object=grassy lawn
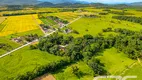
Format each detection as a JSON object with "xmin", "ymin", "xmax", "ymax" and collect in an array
[
  {"xmin": 54, "ymin": 61, "xmax": 94, "ymax": 80},
  {"xmin": 0, "ymin": 49, "xmax": 6, "ymax": 55},
  {"xmin": 97, "ymin": 48, "xmax": 135, "ymax": 75},
  {"xmin": 67, "ymin": 14, "xmax": 142, "ymax": 37},
  {"xmin": 0, "ymin": 46, "xmax": 63, "ymax": 80},
  {"xmin": 122, "ymin": 63, "xmax": 142, "ymax": 80}
]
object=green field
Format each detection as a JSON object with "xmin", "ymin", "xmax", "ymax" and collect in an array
[
  {"xmin": 97, "ymin": 48, "xmax": 135, "ymax": 75},
  {"xmin": 6, "ymin": 29, "xmax": 44, "ymax": 39},
  {"xmin": 0, "ymin": 46, "xmax": 63, "ymax": 80},
  {"xmin": 40, "ymin": 18, "xmax": 59, "ymax": 28},
  {"xmin": 41, "ymin": 12, "xmax": 79, "ymax": 22},
  {"xmin": 0, "ymin": 37, "xmax": 20, "ymax": 55},
  {"xmin": 68, "ymin": 14, "xmax": 142, "ymax": 37},
  {"xmin": 53, "ymin": 48, "xmax": 135, "ymax": 80},
  {"xmin": 122, "ymin": 63, "xmax": 142, "ymax": 80},
  {"xmin": 54, "ymin": 61, "xmax": 94, "ymax": 80}
]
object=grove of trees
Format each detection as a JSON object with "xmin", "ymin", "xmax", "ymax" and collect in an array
[
  {"xmin": 15, "ymin": 28, "xmax": 142, "ymax": 79},
  {"xmin": 113, "ymin": 16, "xmax": 142, "ymax": 25}
]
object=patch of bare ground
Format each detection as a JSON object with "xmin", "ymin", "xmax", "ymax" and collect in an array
[{"xmin": 34, "ymin": 74, "xmax": 56, "ymax": 80}]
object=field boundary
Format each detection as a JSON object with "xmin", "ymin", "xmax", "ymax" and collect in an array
[
  {"xmin": 32, "ymin": 15, "xmax": 46, "ymax": 35},
  {"xmin": 120, "ymin": 61, "xmax": 137, "ymax": 75}
]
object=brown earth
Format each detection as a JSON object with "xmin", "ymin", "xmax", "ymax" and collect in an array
[{"xmin": 34, "ymin": 74, "xmax": 56, "ymax": 80}]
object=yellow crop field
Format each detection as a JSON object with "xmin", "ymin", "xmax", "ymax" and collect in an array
[{"xmin": 0, "ymin": 14, "xmax": 42, "ymax": 36}]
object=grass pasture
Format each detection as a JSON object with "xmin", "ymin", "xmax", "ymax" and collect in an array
[
  {"xmin": 68, "ymin": 14, "xmax": 142, "ymax": 37},
  {"xmin": 0, "ymin": 14, "xmax": 42, "ymax": 36},
  {"xmin": 0, "ymin": 46, "xmax": 63, "ymax": 80},
  {"xmin": 126, "ymin": 10, "xmax": 142, "ymax": 17},
  {"xmin": 97, "ymin": 48, "xmax": 135, "ymax": 75},
  {"xmin": 54, "ymin": 61, "xmax": 94, "ymax": 80},
  {"xmin": 122, "ymin": 62, "xmax": 142, "ymax": 80}
]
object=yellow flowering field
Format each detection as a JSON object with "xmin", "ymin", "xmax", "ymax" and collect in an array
[{"xmin": 0, "ymin": 14, "xmax": 42, "ymax": 36}]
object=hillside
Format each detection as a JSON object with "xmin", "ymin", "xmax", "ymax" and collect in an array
[
  {"xmin": 130, "ymin": 2, "xmax": 142, "ymax": 6},
  {"xmin": 37, "ymin": 2, "xmax": 54, "ymax": 7}
]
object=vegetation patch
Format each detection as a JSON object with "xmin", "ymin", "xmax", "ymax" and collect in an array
[
  {"xmin": 0, "ymin": 46, "xmax": 63, "ymax": 80},
  {"xmin": 0, "ymin": 37, "xmax": 20, "ymax": 55},
  {"xmin": 113, "ymin": 16, "xmax": 142, "ymax": 25},
  {"xmin": 54, "ymin": 61, "xmax": 94, "ymax": 80},
  {"xmin": 122, "ymin": 63, "xmax": 142, "ymax": 80},
  {"xmin": 67, "ymin": 16, "xmax": 142, "ymax": 37},
  {"xmin": 97, "ymin": 48, "xmax": 135, "ymax": 74}
]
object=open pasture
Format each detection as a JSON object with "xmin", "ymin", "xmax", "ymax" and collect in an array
[
  {"xmin": 122, "ymin": 62, "xmax": 142, "ymax": 80},
  {"xmin": 0, "ymin": 46, "xmax": 63, "ymax": 80},
  {"xmin": 54, "ymin": 61, "xmax": 94, "ymax": 80},
  {"xmin": 83, "ymin": 8, "xmax": 104, "ymax": 13},
  {"xmin": 126, "ymin": 10, "xmax": 142, "ymax": 17},
  {"xmin": 68, "ymin": 14, "xmax": 142, "ymax": 37},
  {"xmin": 97, "ymin": 48, "xmax": 135, "ymax": 75},
  {"xmin": 0, "ymin": 14, "xmax": 42, "ymax": 36}
]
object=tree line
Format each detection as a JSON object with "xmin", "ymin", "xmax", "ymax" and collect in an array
[
  {"xmin": 112, "ymin": 16, "xmax": 142, "ymax": 25},
  {"xmin": 109, "ymin": 11, "xmax": 134, "ymax": 15},
  {"xmin": 3, "ymin": 12, "xmax": 53, "ymax": 16},
  {"xmin": 14, "ymin": 58, "xmax": 71, "ymax": 80},
  {"xmin": 103, "ymin": 28, "xmax": 142, "ymax": 59}
]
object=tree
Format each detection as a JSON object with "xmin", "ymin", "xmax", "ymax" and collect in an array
[
  {"xmin": 71, "ymin": 65, "xmax": 82, "ymax": 78},
  {"xmin": 49, "ymin": 45, "xmax": 59, "ymax": 55},
  {"xmin": 88, "ymin": 58, "xmax": 107, "ymax": 76},
  {"xmin": 83, "ymin": 34, "xmax": 93, "ymax": 39},
  {"xmin": 71, "ymin": 65, "xmax": 79, "ymax": 75},
  {"xmin": 30, "ymin": 44, "xmax": 38, "ymax": 50}
]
